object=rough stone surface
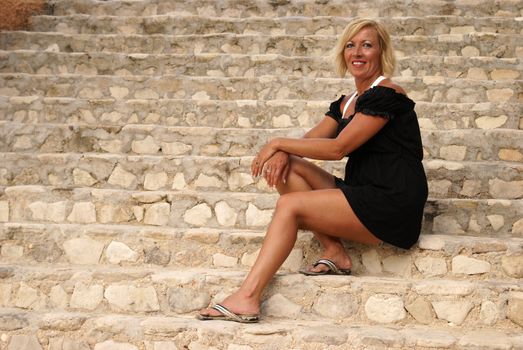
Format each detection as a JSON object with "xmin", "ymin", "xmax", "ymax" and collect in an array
[
  {"xmin": 507, "ymin": 292, "xmax": 523, "ymax": 327},
  {"xmin": 144, "ymin": 246, "xmax": 171, "ymax": 266},
  {"xmin": 183, "ymin": 203, "xmax": 212, "ymax": 226},
  {"xmin": 8, "ymin": 334, "xmax": 43, "ymax": 350},
  {"xmin": 212, "ymin": 253, "xmax": 238, "ymax": 267},
  {"xmin": 105, "ymin": 285, "xmax": 160, "ymax": 312},
  {"xmin": 405, "ymin": 297, "xmax": 433, "ymax": 324},
  {"xmin": 501, "ymin": 255, "xmax": 523, "ymax": 278},
  {"xmin": 458, "ymin": 331, "xmax": 512, "ymax": 350},
  {"xmin": 452, "ymin": 255, "xmax": 491, "ymax": 275},
  {"xmin": 262, "ymin": 293, "xmax": 302, "ymax": 318},
  {"xmin": 144, "ymin": 172, "xmax": 168, "ymax": 190},
  {"xmin": 432, "ymin": 300, "xmax": 474, "ymax": 325},
  {"xmin": 144, "ymin": 203, "xmax": 171, "ymax": 226},
  {"xmin": 14, "ymin": 282, "xmax": 41, "ymax": 309},
  {"xmin": 106, "ymin": 241, "xmax": 139, "ymax": 264},
  {"xmin": 28, "ymin": 201, "xmax": 67, "ymax": 222},
  {"xmin": 94, "ymin": 340, "xmax": 138, "ymax": 350},
  {"xmin": 362, "ymin": 249, "xmax": 382, "ymax": 274},
  {"xmin": 364, "ymin": 294, "xmax": 406, "ymax": 323},
  {"xmin": 108, "ymin": 165, "xmax": 137, "ymax": 188},
  {"xmin": 0, "ymin": 201, "xmax": 9, "ymax": 222},
  {"xmin": 245, "ymin": 203, "xmax": 273, "ymax": 227},
  {"xmin": 383, "ymin": 255, "xmax": 411, "ymax": 277},
  {"xmin": 63, "ymin": 237, "xmax": 104, "ymax": 264},
  {"xmin": 69, "ymin": 283, "xmax": 103, "ymax": 310},
  {"xmin": 168, "ymin": 287, "xmax": 210, "ymax": 313},
  {"xmin": 313, "ymin": 293, "xmax": 358, "ymax": 319},
  {"xmin": 480, "ymin": 300, "xmax": 499, "ymax": 325},
  {"xmin": 415, "ymin": 257, "xmax": 447, "ymax": 276},
  {"xmin": 215, "ymin": 201, "xmax": 238, "ymax": 227},
  {"xmin": 67, "ymin": 202, "xmax": 96, "ymax": 223}
]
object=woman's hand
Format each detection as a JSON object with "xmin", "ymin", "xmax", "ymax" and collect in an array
[
  {"xmin": 251, "ymin": 140, "xmax": 279, "ymax": 179},
  {"xmin": 263, "ymin": 151, "xmax": 290, "ymax": 187}
]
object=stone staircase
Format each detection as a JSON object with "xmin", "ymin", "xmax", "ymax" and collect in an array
[{"xmin": 0, "ymin": 0, "xmax": 522, "ymax": 349}]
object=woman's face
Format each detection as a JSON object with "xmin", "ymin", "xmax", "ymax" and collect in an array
[{"xmin": 344, "ymin": 26, "xmax": 382, "ymax": 81}]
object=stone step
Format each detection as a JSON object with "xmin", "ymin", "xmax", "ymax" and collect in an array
[
  {"xmin": 1, "ymin": 310, "xmax": 521, "ymax": 350},
  {"xmin": 2, "ymin": 122, "xmax": 522, "ymax": 163},
  {"xmin": 1, "ymin": 220, "xmax": 522, "ymax": 281},
  {"xmin": 1, "ymin": 73, "xmax": 521, "ymax": 104},
  {"xmin": 0, "ymin": 264, "xmax": 522, "ymax": 330},
  {"xmin": 2, "ymin": 96, "xmax": 521, "ymax": 131},
  {"xmin": 1, "ymin": 185, "xmax": 522, "ymax": 236},
  {"xmin": 1, "ymin": 50, "xmax": 521, "ymax": 81},
  {"xmin": 1, "ymin": 153, "xmax": 522, "ymax": 200},
  {"xmin": 49, "ymin": 0, "xmax": 523, "ymax": 18},
  {"xmin": 1, "ymin": 31, "xmax": 520, "ymax": 58},
  {"xmin": 29, "ymin": 14, "xmax": 523, "ymax": 36}
]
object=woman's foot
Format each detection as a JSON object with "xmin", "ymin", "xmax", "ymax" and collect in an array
[
  {"xmin": 305, "ymin": 248, "xmax": 352, "ymax": 274},
  {"xmin": 198, "ymin": 290, "xmax": 260, "ymax": 318}
]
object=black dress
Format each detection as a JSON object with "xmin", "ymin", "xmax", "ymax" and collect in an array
[{"xmin": 326, "ymin": 86, "xmax": 428, "ymax": 249}]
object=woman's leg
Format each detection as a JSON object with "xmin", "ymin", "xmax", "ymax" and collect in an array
[
  {"xmin": 199, "ymin": 187, "xmax": 380, "ymax": 317},
  {"xmin": 276, "ymin": 156, "xmax": 353, "ymax": 272}
]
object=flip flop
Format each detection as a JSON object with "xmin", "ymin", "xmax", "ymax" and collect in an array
[
  {"xmin": 299, "ymin": 258, "xmax": 352, "ymax": 276},
  {"xmin": 196, "ymin": 304, "xmax": 260, "ymax": 323}
]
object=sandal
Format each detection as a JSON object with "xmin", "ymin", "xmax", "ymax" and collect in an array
[
  {"xmin": 299, "ymin": 258, "xmax": 352, "ymax": 276},
  {"xmin": 196, "ymin": 304, "xmax": 260, "ymax": 323}
]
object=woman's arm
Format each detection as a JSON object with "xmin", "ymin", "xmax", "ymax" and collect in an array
[{"xmin": 252, "ymin": 112, "xmax": 388, "ymax": 177}]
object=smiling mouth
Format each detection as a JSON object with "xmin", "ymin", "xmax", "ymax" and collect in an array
[{"xmin": 352, "ymin": 61, "xmax": 366, "ymax": 66}]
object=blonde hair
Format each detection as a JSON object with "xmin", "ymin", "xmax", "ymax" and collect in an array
[{"xmin": 334, "ymin": 18, "xmax": 396, "ymax": 78}]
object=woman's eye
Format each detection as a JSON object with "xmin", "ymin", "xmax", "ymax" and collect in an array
[
  {"xmin": 363, "ymin": 43, "xmax": 372, "ymax": 48},
  {"xmin": 346, "ymin": 43, "xmax": 354, "ymax": 48}
]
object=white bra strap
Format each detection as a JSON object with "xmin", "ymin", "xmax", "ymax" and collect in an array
[{"xmin": 342, "ymin": 75, "xmax": 386, "ymax": 118}]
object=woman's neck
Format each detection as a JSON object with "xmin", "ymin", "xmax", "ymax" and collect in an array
[{"xmin": 354, "ymin": 74, "xmax": 383, "ymax": 95}]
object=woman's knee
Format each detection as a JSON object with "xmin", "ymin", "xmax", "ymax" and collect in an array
[{"xmin": 275, "ymin": 193, "xmax": 301, "ymax": 216}]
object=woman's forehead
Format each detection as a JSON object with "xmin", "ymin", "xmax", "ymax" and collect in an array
[{"xmin": 349, "ymin": 27, "xmax": 379, "ymax": 41}]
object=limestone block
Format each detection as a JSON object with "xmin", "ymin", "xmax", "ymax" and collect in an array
[
  {"xmin": 12, "ymin": 135, "xmax": 32, "ymax": 150},
  {"xmin": 171, "ymin": 173, "xmax": 187, "ymax": 190},
  {"xmin": 452, "ymin": 255, "xmax": 490, "ymax": 275},
  {"xmin": 70, "ymin": 283, "xmax": 103, "ymax": 310},
  {"xmin": 383, "ymin": 255, "xmax": 411, "ymax": 277},
  {"xmin": 14, "ymin": 283, "xmax": 40, "ymax": 309},
  {"xmin": 513, "ymin": 218, "xmax": 523, "ymax": 235},
  {"xmin": 461, "ymin": 46, "xmax": 480, "ymax": 57},
  {"xmin": 104, "ymin": 285, "xmax": 160, "ymax": 312},
  {"xmin": 48, "ymin": 338, "xmax": 90, "ymax": 350},
  {"xmin": 106, "ymin": 241, "xmax": 139, "ymax": 264},
  {"xmin": 0, "ymin": 313, "xmax": 28, "ymax": 331},
  {"xmin": 458, "ymin": 331, "xmax": 512, "ymax": 350},
  {"xmin": 365, "ymin": 294, "xmax": 406, "ymax": 323},
  {"xmin": 498, "ymin": 149, "xmax": 523, "ymax": 162},
  {"xmin": 418, "ymin": 235, "xmax": 445, "ymax": 250},
  {"xmin": 215, "ymin": 201, "xmax": 238, "ymax": 227},
  {"xmin": 433, "ymin": 215, "xmax": 464, "ymax": 234},
  {"xmin": 183, "ymin": 203, "xmax": 212, "ymax": 226},
  {"xmin": 475, "ymin": 115, "xmax": 507, "ymax": 130},
  {"xmin": 49, "ymin": 285, "xmax": 69, "ymax": 309},
  {"xmin": 144, "ymin": 203, "xmax": 171, "ymax": 226},
  {"xmin": 241, "ymin": 249, "xmax": 259, "ymax": 267},
  {"xmin": 439, "ymin": 145, "xmax": 466, "ymax": 161},
  {"xmin": 108, "ymin": 165, "xmax": 137, "ymax": 188},
  {"xmin": 29, "ymin": 201, "xmax": 67, "ymax": 222},
  {"xmin": 428, "ymin": 180, "xmax": 451, "ymax": 197},
  {"xmin": 212, "ymin": 253, "xmax": 238, "ymax": 267},
  {"xmin": 487, "ymin": 214, "xmax": 504, "ymax": 231},
  {"xmin": 144, "ymin": 172, "xmax": 168, "ymax": 190},
  {"xmin": 63, "ymin": 237, "xmax": 104, "ymax": 264},
  {"xmin": 132, "ymin": 135, "xmax": 160, "ymax": 154},
  {"xmin": 480, "ymin": 300, "xmax": 499, "ymax": 325},
  {"xmin": 102, "ymin": 111, "xmax": 124, "ymax": 123},
  {"xmin": 502, "ymin": 255, "xmax": 523, "ymax": 278},
  {"xmin": 1, "ymin": 243, "xmax": 23, "ymax": 258},
  {"xmin": 313, "ymin": 293, "xmax": 357, "ymax": 319},
  {"xmin": 282, "ymin": 248, "xmax": 303, "ymax": 272},
  {"xmin": 73, "ymin": 168, "xmax": 97, "ymax": 186},
  {"xmin": 491, "ymin": 69, "xmax": 520, "ymax": 80},
  {"xmin": 466, "ymin": 67, "xmax": 487, "ymax": 80},
  {"xmin": 414, "ymin": 281, "xmax": 474, "ymax": 296},
  {"xmin": 144, "ymin": 246, "xmax": 171, "ymax": 266},
  {"xmin": 237, "ymin": 116, "xmax": 252, "ymax": 128},
  {"xmin": 67, "ymin": 202, "xmax": 96, "ymax": 223},
  {"xmin": 227, "ymin": 345, "xmax": 252, "ymax": 350},
  {"xmin": 245, "ymin": 204, "xmax": 272, "ymax": 227},
  {"xmin": 8, "ymin": 335, "xmax": 43, "ymax": 350},
  {"xmin": 194, "ymin": 174, "xmax": 223, "ymax": 188},
  {"xmin": 167, "ymin": 287, "xmax": 210, "ymax": 313},
  {"xmin": 228, "ymin": 173, "xmax": 254, "ymax": 191},
  {"xmin": 94, "ymin": 340, "xmax": 138, "ymax": 350},
  {"xmin": 262, "ymin": 293, "xmax": 302, "ymax": 318},
  {"xmin": 192, "ymin": 91, "xmax": 210, "ymax": 100},
  {"xmin": 146, "ymin": 342, "xmax": 179, "ymax": 350},
  {"xmin": 110, "ymin": 86, "xmax": 129, "ymax": 100},
  {"xmin": 489, "ymin": 179, "xmax": 523, "ymax": 199},
  {"xmin": 432, "ymin": 300, "xmax": 474, "ymax": 325},
  {"xmin": 487, "ymin": 89, "xmax": 513, "ymax": 103},
  {"xmin": 507, "ymin": 292, "xmax": 523, "ymax": 327},
  {"xmin": 162, "ymin": 141, "xmax": 192, "ymax": 155},
  {"xmin": 415, "ymin": 257, "xmax": 447, "ymax": 277},
  {"xmin": 99, "ymin": 140, "xmax": 123, "ymax": 153},
  {"xmin": 135, "ymin": 89, "xmax": 159, "ymax": 99},
  {"xmin": 362, "ymin": 249, "xmax": 382, "ymax": 273},
  {"xmin": 0, "ymin": 284, "xmax": 12, "ymax": 306},
  {"xmin": 132, "ymin": 206, "xmax": 144, "ymax": 222},
  {"xmin": 460, "ymin": 180, "xmax": 481, "ymax": 197},
  {"xmin": 405, "ymin": 297, "xmax": 433, "ymax": 324},
  {"xmin": 0, "ymin": 201, "xmax": 9, "ymax": 222},
  {"xmin": 272, "ymin": 114, "xmax": 292, "ymax": 127},
  {"xmin": 403, "ymin": 329, "xmax": 456, "ymax": 348}
]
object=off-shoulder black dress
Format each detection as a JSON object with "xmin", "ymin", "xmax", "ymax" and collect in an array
[{"xmin": 326, "ymin": 86, "xmax": 428, "ymax": 249}]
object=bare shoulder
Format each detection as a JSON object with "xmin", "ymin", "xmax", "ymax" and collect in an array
[{"xmin": 379, "ymin": 78, "xmax": 407, "ymax": 96}]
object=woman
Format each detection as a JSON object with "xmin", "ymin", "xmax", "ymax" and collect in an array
[{"xmin": 198, "ymin": 18, "xmax": 428, "ymax": 323}]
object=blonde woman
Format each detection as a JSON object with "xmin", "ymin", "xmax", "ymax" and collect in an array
[{"xmin": 198, "ymin": 18, "xmax": 428, "ymax": 323}]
